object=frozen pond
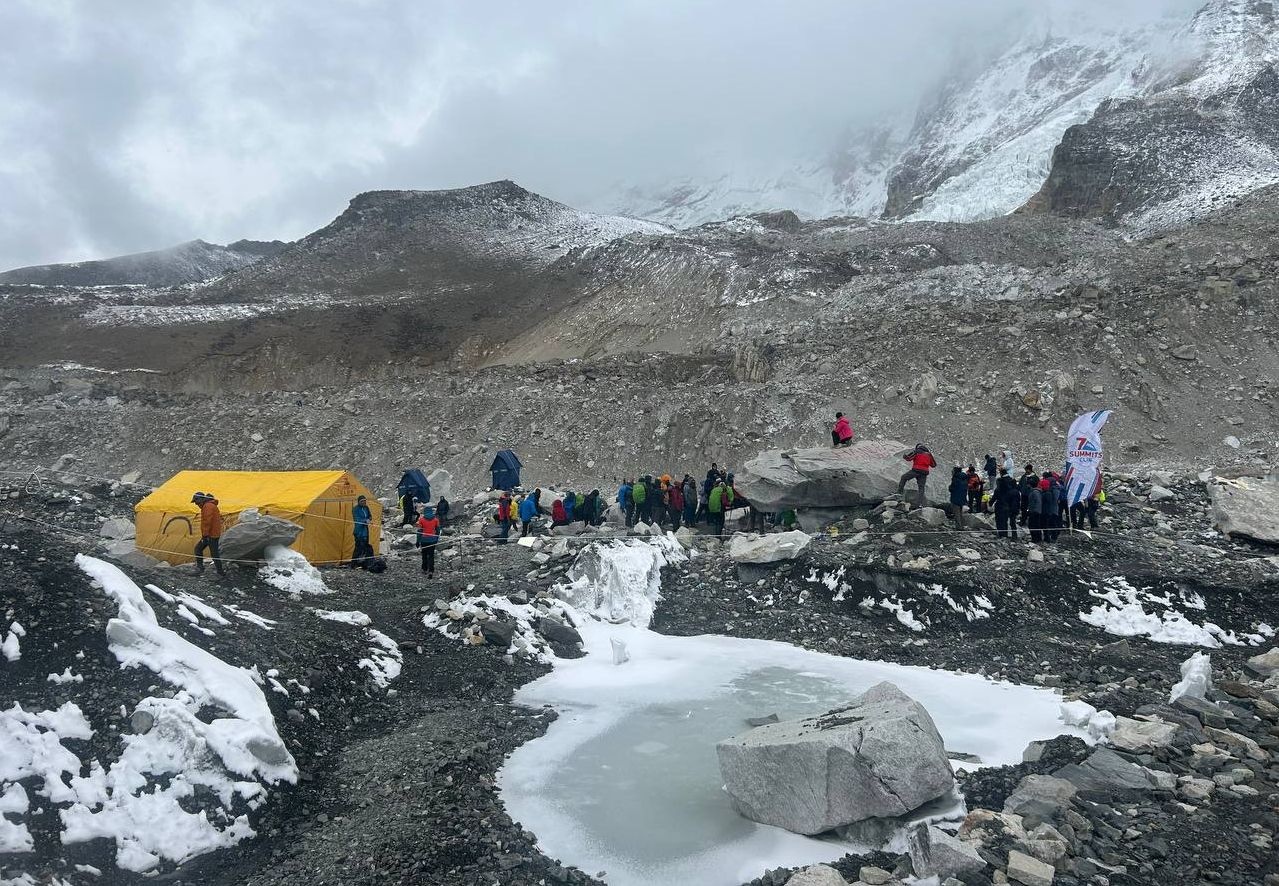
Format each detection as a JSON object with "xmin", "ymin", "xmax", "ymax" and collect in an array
[{"xmin": 500, "ymin": 623, "xmax": 1086, "ymax": 886}]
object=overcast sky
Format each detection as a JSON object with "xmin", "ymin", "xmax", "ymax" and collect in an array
[{"xmin": 0, "ymin": 0, "xmax": 1200, "ymax": 270}]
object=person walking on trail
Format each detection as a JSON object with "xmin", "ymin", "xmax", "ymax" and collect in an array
[
  {"xmin": 831, "ymin": 412, "xmax": 854, "ymax": 447},
  {"xmin": 351, "ymin": 495, "xmax": 374, "ymax": 568},
  {"xmin": 496, "ymin": 492, "xmax": 513, "ymax": 542},
  {"xmin": 519, "ymin": 490, "xmax": 538, "ymax": 536},
  {"xmin": 416, "ymin": 506, "xmax": 441, "ymax": 577},
  {"xmin": 1026, "ymin": 482, "xmax": 1044, "ymax": 543},
  {"xmin": 1018, "ymin": 464, "xmax": 1039, "ymax": 524},
  {"xmin": 966, "ymin": 465, "xmax": 985, "ymax": 513},
  {"xmin": 617, "ymin": 479, "xmax": 634, "ymax": 527},
  {"xmin": 993, "ymin": 469, "xmax": 1021, "ymax": 541},
  {"xmin": 192, "ymin": 492, "xmax": 226, "ymax": 576},
  {"xmin": 1038, "ymin": 477, "xmax": 1060, "ymax": 542},
  {"xmin": 948, "ymin": 467, "xmax": 968, "ymax": 528},
  {"xmin": 983, "ymin": 454, "xmax": 997, "ymax": 489},
  {"xmin": 668, "ymin": 480, "xmax": 685, "ymax": 531},
  {"xmin": 682, "ymin": 475, "xmax": 698, "ymax": 527},
  {"xmin": 1000, "ymin": 449, "xmax": 1015, "ymax": 475},
  {"xmin": 632, "ymin": 477, "xmax": 648, "ymax": 524},
  {"xmin": 708, "ymin": 481, "xmax": 726, "ymax": 536},
  {"xmin": 896, "ymin": 444, "xmax": 936, "ymax": 508},
  {"xmin": 435, "ymin": 496, "xmax": 450, "ymax": 528},
  {"xmin": 399, "ymin": 489, "xmax": 417, "ymax": 526},
  {"xmin": 1071, "ymin": 484, "xmax": 1102, "ymax": 530}
]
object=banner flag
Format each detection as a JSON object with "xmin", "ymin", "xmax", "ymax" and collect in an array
[{"xmin": 1063, "ymin": 409, "xmax": 1112, "ymax": 507}]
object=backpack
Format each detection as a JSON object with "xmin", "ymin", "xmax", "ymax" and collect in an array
[{"xmin": 367, "ymin": 557, "xmax": 387, "ymax": 574}]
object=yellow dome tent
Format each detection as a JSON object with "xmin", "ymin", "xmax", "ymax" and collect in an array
[{"xmin": 135, "ymin": 470, "xmax": 381, "ymax": 566}]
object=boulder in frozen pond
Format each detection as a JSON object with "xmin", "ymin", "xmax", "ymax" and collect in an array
[
  {"xmin": 716, "ymin": 681, "xmax": 954, "ymax": 835},
  {"xmin": 735, "ymin": 440, "xmax": 941, "ymax": 512},
  {"xmin": 728, "ymin": 530, "xmax": 812, "ymax": 564},
  {"xmin": 1209, "ymin": 475, "xmax": 1279, "ymax": 543},
  {"xmin": 219, "ymin": 509, "xmax": 303, "ymax": 564}
]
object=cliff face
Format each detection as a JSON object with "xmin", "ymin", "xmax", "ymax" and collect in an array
[{"xmin": 1023, "ymin": 0, "xmax": 1279, "ymax": 230}]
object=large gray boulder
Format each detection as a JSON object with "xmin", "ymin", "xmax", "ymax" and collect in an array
[
  {"xmin": 219, "ymin": 509, "xmax": 303, "ymax": 564},
  {"xmin": 735, "ymin": 440, "xmax": 942, "ymax": 511},
  {"xmin": 717, "ymin": 682, "xmax": 954, "ymax": 835},
  {"xmin": 728, "ymin": 530, "xmax": 812, "ymax": 564},
  {"xmin": 1209, "ymin": 476, "xmax": 1279, "ymax": 543},
  {"xmin": 907, "ymin": 823, "xmax": 986, "ymax": 881}
]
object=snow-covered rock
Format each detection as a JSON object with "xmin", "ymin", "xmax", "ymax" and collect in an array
[{"xmin": 717, "ymin": 682, "xmax": 954, "ymax": 835}]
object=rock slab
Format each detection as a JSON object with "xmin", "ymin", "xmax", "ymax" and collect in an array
[
  {"xmin": 219, "ymin": 510, "xmax": 304, "ymax": 564},
  {"xmin": 1210, "ymin": 476, "xmax": 1279, "ymax": 543},
  {"xmin": 717, "ymin": 681, "xmax": 954, "ymax": 835},
  {"xmin": 728, "ymin": 530, "xmax": 812, "ymax": 564},
  {"xmin": 735, "ymin": 440, "xmax": 942, "ymax": 511}
]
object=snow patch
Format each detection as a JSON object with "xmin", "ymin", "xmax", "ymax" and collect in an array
[
  {"xmin": 259, "ymin": 544, "xmax": 330, "ymax": 596},
  {"xmin": 1078, "ymin": 576, "xmax": 1267, "ymax": 647}
]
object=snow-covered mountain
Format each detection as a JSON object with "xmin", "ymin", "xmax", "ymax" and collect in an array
[
  {"xmin": 0, "ymin": 239, "xmax": 286, "ymax": 287},
  {"xmin": 607, "ymin": 0, "xmax": 1278, "ymax": 231},
  {"xmin": 1027, "ymin": 0, "xmax": 1279, "ymax": 230}
]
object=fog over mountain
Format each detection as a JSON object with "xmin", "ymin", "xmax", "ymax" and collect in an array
[{"xmin": 0, "ymin": 0, "xmax": 1200, "ymax": 270}]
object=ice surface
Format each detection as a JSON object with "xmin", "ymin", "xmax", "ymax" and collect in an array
[
  {"xmin": 554, "ymin": 535, "xmax": 686, "ymax": 627},
  {"xmin": 1169, "ymin": 651, "xmax": 1212, "ymax": 703},
  {"xmin": 501, "ymin": 620, "xmax": 1085, "ymax": 886}
]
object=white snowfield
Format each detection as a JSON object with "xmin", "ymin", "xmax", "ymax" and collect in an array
[
  {"xmin": 499, "ymin": 536, "xmax": 1088, "ymax": 886},
  {"xmin": 0, "ymin": 555, "xmax": 299, "ymax": 873},
  {"xmin": 1078, "ymin": 576, "xmax": 1275, "ymax": 648}
]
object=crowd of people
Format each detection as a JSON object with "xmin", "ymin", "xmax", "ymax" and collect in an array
[
  {"xmin": 186, "ymin": 411, "xmax": 1105, "ymax": 579},
  {"xmin": 885, "ymin": 428, "xmax": 1102, "ymax": 544}
]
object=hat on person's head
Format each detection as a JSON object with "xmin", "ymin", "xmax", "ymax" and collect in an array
[
  {"xmin": 357, "ymin": 494, "xmax": 366, "ymax": 502},
  {"xmin": 191, "ymin": 491, "xmax": 207, "ymax": 504}
]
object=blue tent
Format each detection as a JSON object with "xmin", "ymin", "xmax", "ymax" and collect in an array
[
  {"xmin": 397, "ymin": 469, "xmax": 431, "ymax": 503},
  {"xmin": 490, "ymin": 450, "xmax": 522, "ymax": 490}
]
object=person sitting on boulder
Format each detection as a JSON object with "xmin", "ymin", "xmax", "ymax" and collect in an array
[
  {"xmin": 351, "ymin": 494, "xmax": 374, "ymax": 568},
  {"xmin": 416, "ymin": 506, "xmax": 440, "ymax": 577},
  {"xmin": 896, "ymin": 444, "xmax": 937, "ymax": 508},
  {"xmin": 831, "ymin": 412, "xmax": 853, "ymax": 447},
  {"xmin": 948, "ymin": 467, "xmax": 968, "ymax": 528},
  {"xmin": 192, "ymin": 491, "xmax": 226, "ymax": 577}
]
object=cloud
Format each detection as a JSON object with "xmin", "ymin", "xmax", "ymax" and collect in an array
[{"xmin": 0, "ymin": 0, "xmax": 1202, "ymax": 270}]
